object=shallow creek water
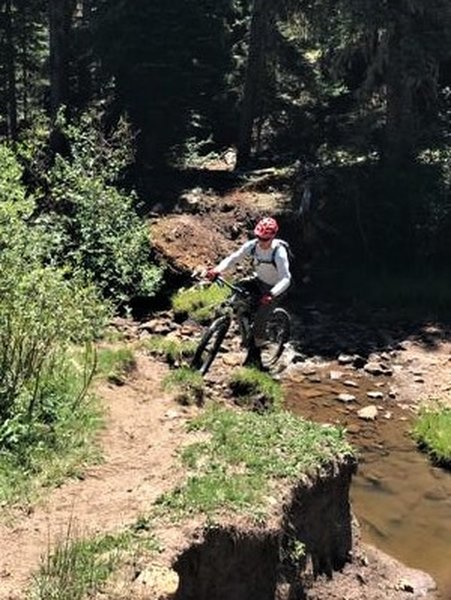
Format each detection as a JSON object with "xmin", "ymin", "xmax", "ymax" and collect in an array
[{"xmin": 283, "ymin": 367, "xmax": 451, "ymax": 598}]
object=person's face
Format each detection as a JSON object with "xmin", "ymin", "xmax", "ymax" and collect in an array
[{"xmin": 257, "ymin": 236, "xmax": 274, "ymax": 250}]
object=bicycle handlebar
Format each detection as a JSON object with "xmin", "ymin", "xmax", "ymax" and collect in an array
[
  {"xmin": 191, "ymin": 271, "xmax": 249, "ymax": 297},
  {"xmin": 215, "ymin": 275, "xmax": 249, "ymax": 296}
]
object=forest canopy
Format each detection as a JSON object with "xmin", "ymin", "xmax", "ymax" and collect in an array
[{"xmin": 1, "ymin": 0, "xmax": 451, "ymax": 268}]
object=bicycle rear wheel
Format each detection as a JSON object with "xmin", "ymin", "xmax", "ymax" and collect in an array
[
  {"xmin": 260, "ymin": 308, "xmax": 291, "ymax": 368},
  {"xmin": 191, "ymin": 316, "xmax": 231, "ymax": 376}
]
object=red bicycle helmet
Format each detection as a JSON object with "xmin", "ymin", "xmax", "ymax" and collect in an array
[{"xmin": 254, "ymin": 217, "xmax": 279, "ymax": 239}]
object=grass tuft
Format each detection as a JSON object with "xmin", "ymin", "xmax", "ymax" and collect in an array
[
  {"xmin": 143, "ymin": 335, "xmax": 197, "ymax": 365},
  {"xmin": 156, "ymin": 404, "xmax": 354, "ymax": 518},
  {"xmin": 412, "ymin": 404, "xmax": 451, "ymax": 467},
  {"xmin": 95, "ymin": 346, "xmax": 136, "ymax": 384},
  {"xmin": 171, "ymin": 283, "xmax": 230, "ymax": 322},
  {"xmin": 29, "ymin": 523, "xmax": 161, "ymax": 600},
  {"xmin": 229, "ymin": 367, "xmax": 283, "ymax": 411},
  {"xmin": 162, "ymin": 368, "xmax": 204, "ymax": 406},
  {"xmin": 0, "ymin": 355, "xmax": 104, "ymax": 507}
]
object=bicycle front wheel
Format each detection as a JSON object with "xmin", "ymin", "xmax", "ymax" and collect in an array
[
  {"xmin": 260, "ymin": 308, "xmax": 291, "ymax": 368},
  {"xmin": 191, "ymin": 316, "xmax": 231, "ymax": 376}
]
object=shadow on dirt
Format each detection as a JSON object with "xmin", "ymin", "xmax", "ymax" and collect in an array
[{"xmin": 289, "ymin": 290, "xmax": 451, "ymax": 362}]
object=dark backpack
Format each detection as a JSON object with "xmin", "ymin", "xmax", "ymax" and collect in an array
[{"xmin": 249, "ymin": 239, "xmax": 292, "ymax": 268}]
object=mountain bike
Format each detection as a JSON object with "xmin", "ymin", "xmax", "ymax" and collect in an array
[{"xmin": 190, "ymin": 275, "xmax": 291, "ymax": 376}]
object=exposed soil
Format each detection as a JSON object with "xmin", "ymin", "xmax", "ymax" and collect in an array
[
  {"xmin": 1, "ymin": 181, "xmax": 450, "ymax": 599},
  {"xmin": 0, "ymin": 356, "xmax": 201, "ymax": 599}
]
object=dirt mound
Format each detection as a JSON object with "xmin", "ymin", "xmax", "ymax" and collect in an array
[
  {"xmin": 149, "ymin": 188, "xmax": 289, "ymax": 274},
  {"xmin": 151, "ymin": 213, "xmax": 238, "ymax": 273}
]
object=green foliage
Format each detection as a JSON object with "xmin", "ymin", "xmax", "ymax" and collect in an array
[
  {"xmin": 29, "ymin": 524, "xmax": 161, "ymax": 600},
  {"xmin": 157, "ymin": 405, "xmax": 354, "ymax": 518},
  {"xmin": 95, "ymin": 347, "xmax": 136, "ymax": 384},
  {"xmin": 299, "ymin": 160, "xmax": 451, "ymax": 272},
  {"xmin": 41, "ymin": 163, "xmax": 162, "ymax": 306},
  {"xmin": 20, "ymin": 111, "xmax": 163, "ymax": 306},
  {"xmin": 171, "ymin": 284, "xmax": 230, "ymax": 322},
  {"xmin": 412, "ymin": 405, "xmax": 451, "ymax": 467},
  {"xmin": 143, "ymin": 335, "xmax": 197, "ymax": 365},
  {"xmin": 0, "ymin": 380, "xmax": 102, "ymax": 505},
  {"xmin": 162, "ymin": 368, "xmax": 204, "ymax": 406},
  {"xmin": 229, "ymin": 367, "xmax": 283, "ymax": 410},
  {"xmin": 0, "ymin": 145, "xmax": 108, "ymax": 503}
]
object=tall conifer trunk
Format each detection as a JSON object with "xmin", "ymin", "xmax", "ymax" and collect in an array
[
  {"xmin": 5, "ymin": 0, "xmax": 17, "ymax": 139},
  {"xmin": 49, "ymin": 0, "xmax": 72, "ymax": 119},
  {"xmin": 385, "ymin": 20, "xmax": 417, "ymax": 167},
  {"xmin": 236, "ymin": 0, "xmax": 271, "ymax": 168}
]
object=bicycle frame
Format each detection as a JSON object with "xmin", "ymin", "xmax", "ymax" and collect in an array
[
  {"xmin": 191, "ymin": 275, "xmax": 291, "ymax": 374},
  {"xmin": 215, "ymin": 276, "xmax": 253, "ymax": 344}
]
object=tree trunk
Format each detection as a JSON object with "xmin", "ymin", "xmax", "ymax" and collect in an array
[
  {"xmin": 236, "ymin": 0, "xmax": 271, "ymax": 168},
  {"xmin": 384, "ymin": 17, "xmax": 420, "ymax": 166},
  {"xmin": 49, "ymin": 0, "xmax": 72, "ymax": 119},
  {"xmin": 4, "ymin": 0, "xmax": 17, "ymax": 139}
]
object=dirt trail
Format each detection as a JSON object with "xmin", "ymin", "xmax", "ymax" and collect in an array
[{"xmin": 0, "ymin": 355, "xmax": 193, "ymax": 600}]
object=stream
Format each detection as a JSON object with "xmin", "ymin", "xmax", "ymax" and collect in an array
[{"xmin": 283, "ymin": 366, "xmax": 451, "ymax": 598}]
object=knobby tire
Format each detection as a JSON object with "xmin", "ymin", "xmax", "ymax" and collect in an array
[
  {"xmin": 260, "ymin": 308, "xmax": 291, "ymax": 368},
  {"xmin": 191, "ymin": 316, "xmax": 231, "ymax": 376}
]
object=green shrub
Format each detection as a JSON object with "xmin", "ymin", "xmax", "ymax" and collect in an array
[
  {"xmin": 412, "ymin": 405, "xmax": 451, "ymax": 467},
  {"xmin": 20, "ymin": 111, "xmax": 163, "ymax": 306},
  {"xmin": 162, "ymin": 368, "xmax": 204, "ymax": 405},
  {"xmin": 0, "ymin": 144, "xmax": 108, "ymax": 500},
  {"xmin": 39, "ymin": 160, "xmax": 162, "ymax": 306},
  {"xmin": 0, "ymin": 357, "xmax": 102, "ymax": 504},
  {"xmin": 171, "ymin": 283, "xmax": 230, "ymax": 322}
]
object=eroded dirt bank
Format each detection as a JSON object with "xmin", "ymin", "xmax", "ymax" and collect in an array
[
  {"xmin": 174, "ymin": 459, "xmax": 356, "ymax": 600},
  {"xmin": 171, "ymin": 459, "xmax": 436, "ymax": 600}
]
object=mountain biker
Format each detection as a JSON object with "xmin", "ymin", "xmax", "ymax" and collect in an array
[{"xmin": 206, "ymin": 217, "xmax": 292, "ymax": 369}]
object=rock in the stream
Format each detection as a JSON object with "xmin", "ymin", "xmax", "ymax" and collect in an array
[
  {"xmin": 357, "ymin": 405, "xmax": 378, "ymax": 420},
  {"xmin": 337, "ymin": 353, "xmax": 354, "ymax": 365},
  {"xmin": 329, "ymin": 370, "xmax": 344, "ymax": 380},
  {"xmin": 344, "ymin": 380, "xmax": 359, "ymax": 388},
  {"xmin": 337, "ymin": 393, "xmax": 356, "ymax": 403},
  {"xmin": 364, "ymin": 362, "xmax": 393, "ymax": 376},
  {"xmin": 301, "ymin": 366, "xmax": 318, "ymax": 376}
]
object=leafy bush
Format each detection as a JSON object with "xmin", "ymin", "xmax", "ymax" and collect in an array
[
  {"xmin": 0, "ymin": 357, "xmax": 102, "ymax": 504},
  {"xmin": 39, "ymin": 159, "xmax": 162, "ymax": 306},
  {"xmin": 0, "ymin": 145, "xmax": 108, "ymax": 490},
  {"xmin": 20, "ymin": 110, "xmax": 163, "ymax": 306}
]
